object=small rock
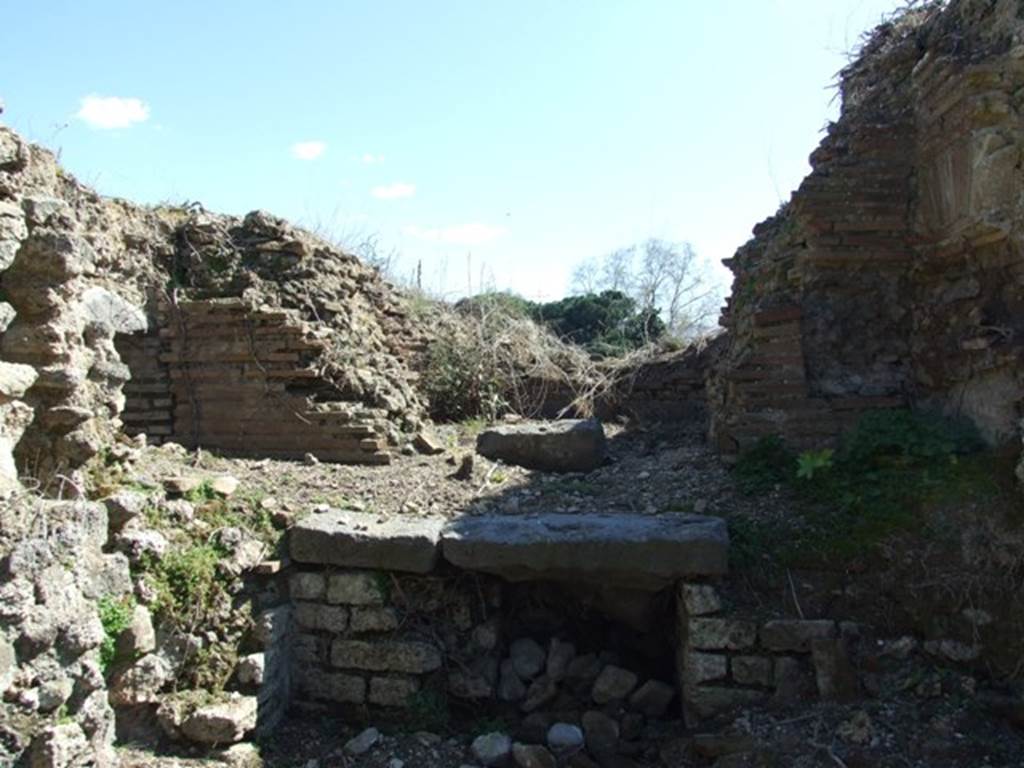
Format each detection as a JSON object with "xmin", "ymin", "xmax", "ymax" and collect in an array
[
  {"xmin": 546, "ymin": 723, "xmax": 584, "ymax": 755},
  {"xmin": 388, "ymin": 759, "xmax": 405, "ymax": 768},
  {"xmin": 344, "ymin": 727, "xmax": 381, "ymax": 756},
  {"xmin": 451, "ymin": 453, "xmax": 474, "ymax": 481},
  {"xmin": 592, "ymin": 665, "xmax": 638, "ymax": 704},
  {"xmin": 414, "ymin": 430, "xmax": 446, "ymax": 455},
  {"xmin": 211, "ymin": 475, "xmax": 240, "ymax": 497},
  {"xmin": 236, "ymin": 654, "xmax": 265, "ymax": 686},
  {"xmin": 163, "ymin": 476, "xmax": 201, "ymax": 496},
  {"xmin": 521, "ymin": 675, "xmax": 557, "ymax": 713},
  {"xmin": 102, "ymin": 490, "xmax": 149, "ymax": 530},
  {"xmin": 566, "ymin": 653, "xmax": 602, "ymax": 684},
  {"xmin": 510, "ymin": 637, "xmax": 546, "ymax": 679},
  {"xmin": 628, "ymin": 679, "xmax": 675, "ymax": 718},
  {"xmin": 116, "ymin": 604, "xmax": 156, "ymax": 658},
  {"xmin": 471, "ymin": 731, "xmax": 512, "ymax": 767},
  {"xmin": 582, "ymin": 710, "xmax": 619, "ymax": 756},
  {"xmin": 181, "ymin": 695, "xmax": 258, "ymax": 745},
  {"xmin": 304, "ymin": 453, "xmax": 320, "ymax": 466},
  {"xmin": 218, "ymin": 742, "xmax": 263, "ymax": 768},
  {"xmin": 546, "ymin": 638, "xmax": 576, "ymax": 681},
  {"xmin": 512, "ymin": 742, "xmax": 557, "ymax": 768}
]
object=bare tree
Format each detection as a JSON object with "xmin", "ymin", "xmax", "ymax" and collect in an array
[{"xmin": 571, "ymin": 238, "xmax": 717, "ymax": 340}]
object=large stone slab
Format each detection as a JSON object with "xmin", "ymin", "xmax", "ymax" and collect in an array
[
  {"xmin": 476, "ymin": 419, "xmax": 607, "ymax": 473},
  {"xmin": 441, "ymin": 513, "xmax": 728, "ymax": 590},
  {"xmin": 290, "ymin": 509, "xmax": 444, "ymax": 572}
]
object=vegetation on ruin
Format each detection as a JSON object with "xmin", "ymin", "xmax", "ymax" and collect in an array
[
  {"xmin": 98, "ymin": 595, "xmax": 137, "ymax": 673},
  {"xmin": 730, "ymin": 409, "xmax": 1010, "ymax": 570}
]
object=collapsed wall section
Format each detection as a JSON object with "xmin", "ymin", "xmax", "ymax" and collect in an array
[{"xmin": 712, "ymin": 0, "xmax": 1024, "ymax": 457}]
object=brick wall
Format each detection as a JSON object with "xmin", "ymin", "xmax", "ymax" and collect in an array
[{"xmin": 118, "ymin": 298, "xmax": 392, "ymax": 463}]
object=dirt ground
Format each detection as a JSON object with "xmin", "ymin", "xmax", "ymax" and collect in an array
[{"xmin": 123, "ymin": 419, "xmax": 772, "ymax": 525}]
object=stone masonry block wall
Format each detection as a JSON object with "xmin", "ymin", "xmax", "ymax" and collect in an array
[
  {"xmin": 676, "ymin": 581, "xmax": 854, "ymax": 726},
  {"xmin": 287, "ymin": 566, "xmax": 488, "ymax": 709}
]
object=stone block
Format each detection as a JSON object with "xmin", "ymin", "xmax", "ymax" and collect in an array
[
  {"xmin": 760, "ymin": 620, "xmax": 836, "ymax": 652},
  {"xmin": 289, "ymin": 572, "xmax": 326, "ymax": 601},
  {"xmin": 299, "ymin": 669, "xmax": 366, "ymax": 704},
  {"xmin": 679, "ymin": 583, "xmax": 722, "ymax": 616},
  {"xmin": 294, "ymin": 602, "xmax": 349, "ymax": 633},
  {"xmin": 683, "ymin": 685, "xmax": 767, "ymax": 723},
  {"xmin": 327, "ymin": 572, "xmax": 386, "ymax": 605},
  {"xmin": 442, "ymin": 512, "xmax": 729, "ymax": 591},
  {"xmin": 292, "ymin": 633, "xmax": 321, "ymax": 665},
  {"xmin": 773, "ymin": 656, "xmax": 816, "ymax": 702},
  {"xmin": 628, "ymin": 679, "xmax": 675, "ymax": 718},
  {"xmin": 731, "ymin": 656, "xmax": 772, "ymax": 687},
  {"xmin": 349, "ymin": 606, "xmax": 400, "ymax": 633},
  {"xmin": 811, "ymin": 638, "xmax": 859, "ymax": 701},
  {"xmin": 290, "ymin": 510, "xmax": 444, "ymax": 573},
  {"xmin": 688, "ymin": 618, "xmax": 757, "ymax": 650},
  {"xmin": 683, "ymin": 652, "xmax": 728, "ymax": 684},
  {"xmin": 331, "ymin": 639, "xmax": 442, "ymax": 674},
  {"xmin": 475, "ymin": 418, "xmax": 607, "ymax": 472},
  {"xmin": 369, "ymin": 675, "xmax": 420, "ymax": 706}
]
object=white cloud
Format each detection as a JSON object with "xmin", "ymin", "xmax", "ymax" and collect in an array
[
  {"xmin": 291, "ymin": 141, "xmax": 327, "ymax": 160},
  {"xmin": 403, "ymin": 222, "xmax": 507, "ymax": 246},
  {"xmin": 76, "ymin": 95, "xmax": 150, "ymax": 130},
  {"xmin": 371, "ymin": 182, "xmax": 416, "ymax": 200},
  {"xmin": 361, "ymin": 153, "xmax": 385, "ymax": 164}
]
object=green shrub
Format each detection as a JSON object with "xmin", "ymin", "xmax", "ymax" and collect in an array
[
  {"xmin": 97, "ymin": 595, "xmax": 136, "ymax": 673},
  {"xmin": 143, "ymin": 544, "xmax": 226, "ymax": 633}
]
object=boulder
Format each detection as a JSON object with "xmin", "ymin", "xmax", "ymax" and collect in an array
[{"xmin": 476, "ymin": 419, "xmax": 607, "ymax": 473}]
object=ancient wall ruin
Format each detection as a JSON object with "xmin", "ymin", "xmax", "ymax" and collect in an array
[{"xmin": 711, "ymin": 0, "xmax": 1024, "ymax": 461}]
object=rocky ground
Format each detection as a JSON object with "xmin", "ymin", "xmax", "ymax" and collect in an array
[
  {"xmin": 121, "ymin": 418, "xmax": 768, "ymax": 527},
  {"xmin": 105, "ymin": 420, "xmax": 1024, "ymax": 768},
  {"xmin": 118, "ymin": 654, "xmax": 1024, "ymax": 768}
]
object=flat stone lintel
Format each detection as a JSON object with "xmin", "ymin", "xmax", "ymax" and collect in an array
[
  {"xmin": 290, "ymin": 509, "xmax": 728, "ymax": 588},
  {"xmin": 289, "ymin": 510, "xmax": 444, "ymax": 573},
  {"xmin": 442, "ymin": 513, "xmax": 729, "ymax": 591}
]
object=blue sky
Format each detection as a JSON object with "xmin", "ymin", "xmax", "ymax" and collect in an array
[{"xmin": 1, "ymin": 0, "xmax": 903, "ymax": 301}]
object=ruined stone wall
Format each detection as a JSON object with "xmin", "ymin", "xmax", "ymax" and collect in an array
[
  {"xmin": 0, "ymin": 499, "xmax": 129, "ymax": 766},
  {"xmin": 0, "ymin": 126, "xmax": 431, "ymax": 490},
  {"xmin": 712, "ymin": 0, "xmax": 1024, "ymax": 458}
]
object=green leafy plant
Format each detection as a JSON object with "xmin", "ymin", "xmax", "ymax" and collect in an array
[
  {"xmin": 184, "ymin": 480, "xmax": 218, "ymax": 504},
  {"xmin": 796, "ymin": 448, "xmax": 834, "ymax": 480},
  {"xmin": 143, "ymin": 544, "xmax": 226, "ymax": 632},
  {"xmin": 98, "ymin": 595, "xmax": 136, "ymax": 673}
]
